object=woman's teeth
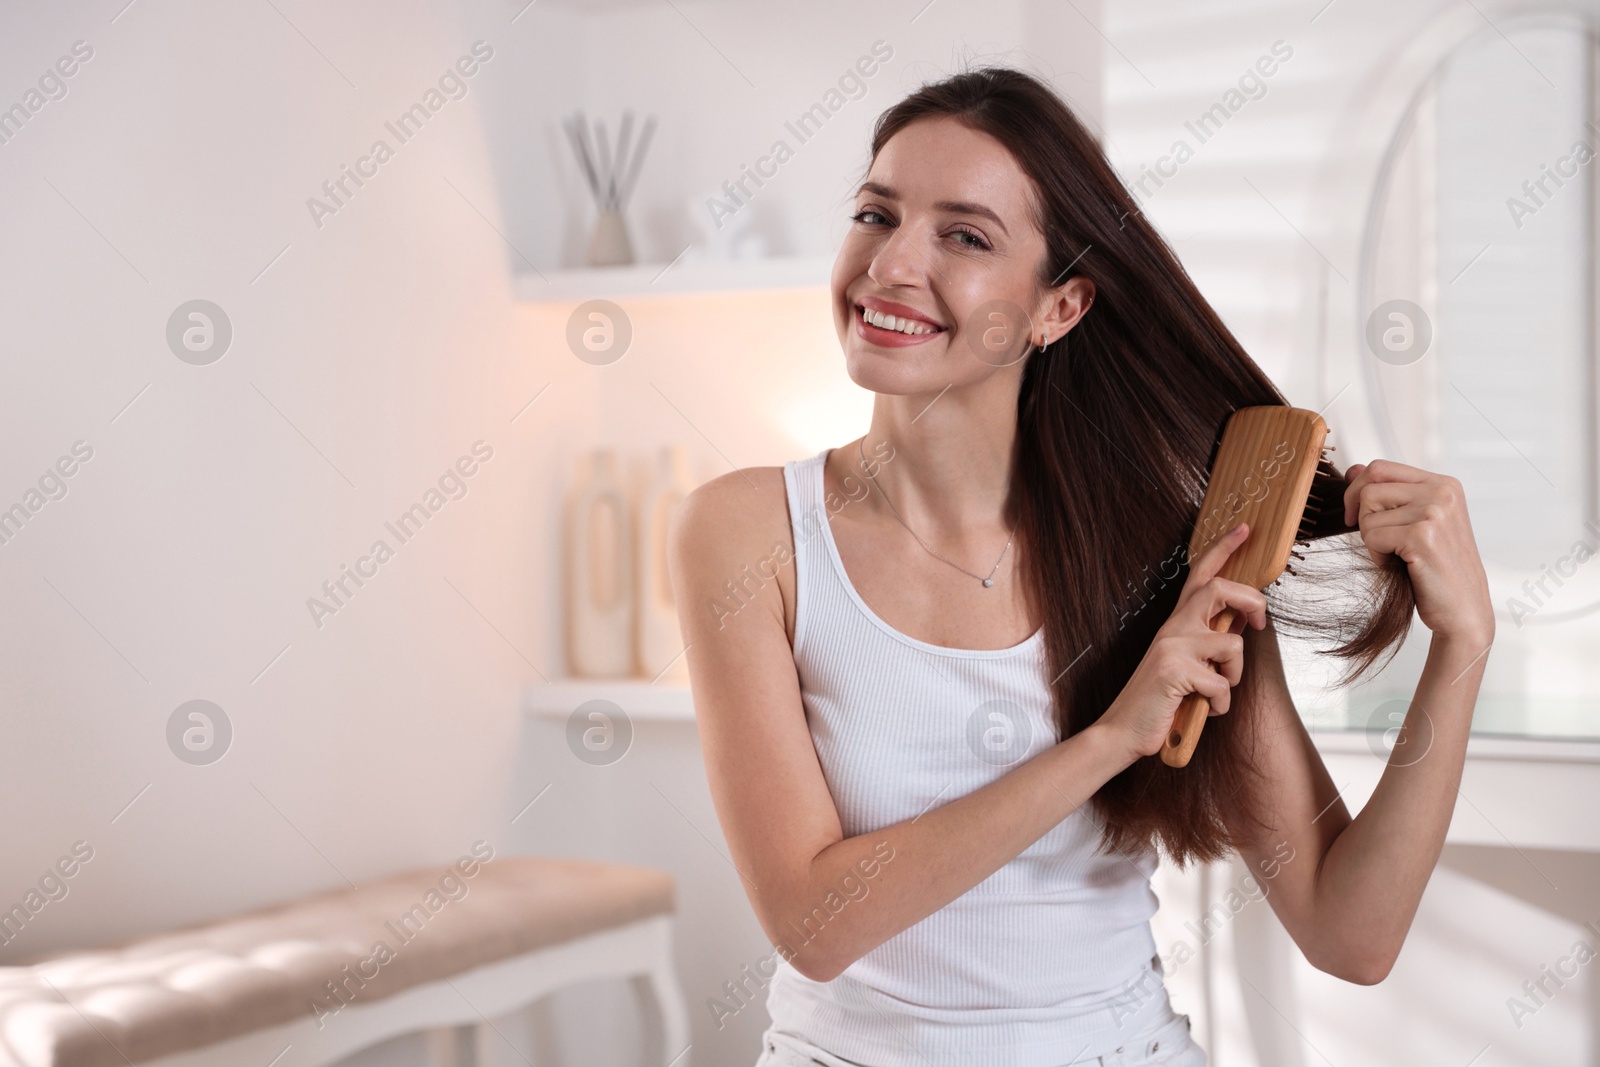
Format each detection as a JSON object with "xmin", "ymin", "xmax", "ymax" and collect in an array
[{"xmin": 861, "ymin": 307, "xmax": 938, "ymax": 336}]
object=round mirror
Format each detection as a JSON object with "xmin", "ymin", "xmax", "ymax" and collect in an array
[
  {"xmin": 1363, "ymin": 12, "xmax": 1600, "ymax": 627},
  {"xmin": 1363, "ymin": 10, "xmax": 1600, "ymax": 585}
]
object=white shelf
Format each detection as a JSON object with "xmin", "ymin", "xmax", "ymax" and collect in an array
[
  {"xmin": 1311, "ymin": 729, "xmax": 1600, "ymax": 764},
  {"xmin": 521, "ymin": 690, "xmax": 1600, "ymax": 747},
  {"xmin": 514, "ymin": 255, "xmax": 832, "ymax": 302},
  {"xmin": 523, "ymin": 679, "xmax": 695, "ymax": 722}
]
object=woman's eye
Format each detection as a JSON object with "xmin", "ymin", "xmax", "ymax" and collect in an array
[
  {"xmin": 850, "ymin": 209, "xmax": 889, "ymax": 226},
  {"xmin": 950, "ymin": 228, "xmax": 990, "ymax": 250}
]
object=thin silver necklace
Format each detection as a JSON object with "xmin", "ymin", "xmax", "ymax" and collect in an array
[{"xmin": 857, "ymin": 437, "xmax": 1017, "ymax": 588}]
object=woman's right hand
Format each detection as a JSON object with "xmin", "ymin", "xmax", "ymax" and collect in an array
[{"xmin": 1097, "ymin": 523, "xmax": 1269, "ymax": 763}]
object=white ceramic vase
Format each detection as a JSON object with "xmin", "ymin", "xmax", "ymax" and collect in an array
[{"xmin": 586, "ymin": 209, "xmax": 635, "ymax": 267}]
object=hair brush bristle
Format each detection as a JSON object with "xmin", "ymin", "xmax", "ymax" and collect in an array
[{"xmin": 1296, "ymin": 454, "xmax": 1359, "ymax": 544}]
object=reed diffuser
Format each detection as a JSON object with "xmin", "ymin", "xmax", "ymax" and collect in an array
[{"xmin": 563, "ymin": 110, "xmax": 657, "ymax": 268}]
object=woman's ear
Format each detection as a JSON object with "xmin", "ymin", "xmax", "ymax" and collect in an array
[{"xmin": 1036, "ymin": 276, "xmax": 1095, "ymax": 345}]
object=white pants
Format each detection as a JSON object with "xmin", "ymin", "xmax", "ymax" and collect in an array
[{"xmin": 755, "ymin": 1010, "xmax": 1206, "ymax": 1067}]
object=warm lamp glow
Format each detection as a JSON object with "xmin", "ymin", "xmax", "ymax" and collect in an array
[{"xmin": 778, "ymin": 382, "xmax": 874, "ymax": 454}]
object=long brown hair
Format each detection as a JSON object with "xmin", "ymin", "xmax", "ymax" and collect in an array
[{"xmin": 869, "ymin": 68, "xmax": 1415, "ymax": 867}]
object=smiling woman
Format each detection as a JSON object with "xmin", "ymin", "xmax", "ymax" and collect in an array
[{"xmin": 669, "ymin": 66, "xmax": 1494, "ymax": 1067}]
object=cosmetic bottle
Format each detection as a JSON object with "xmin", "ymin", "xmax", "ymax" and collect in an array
[
  {"xmin": 566, "ymin": 449, "xmax": 634, "ymax": 677},
  {"xmin": 635, "ymin": 445, "xmax": 693, "ymax": 682}
]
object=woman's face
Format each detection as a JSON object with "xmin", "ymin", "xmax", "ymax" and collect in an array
[{"xmin": 831, "ymin": 114, "xmax": 1090, "ymax": 397}]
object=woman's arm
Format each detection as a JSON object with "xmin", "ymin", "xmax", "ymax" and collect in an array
[
  {"xmin": 669, "ymin": 469, "xmax": 1269, "ymax": 981},
  {"xmin": 1231, "ymin": 461, "xmax": 1494, "ymax": 985}
]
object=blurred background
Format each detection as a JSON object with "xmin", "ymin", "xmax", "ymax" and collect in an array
[{"xmin": 2, "ymin": 0, "xmax": 1599, "ymax": 1064}]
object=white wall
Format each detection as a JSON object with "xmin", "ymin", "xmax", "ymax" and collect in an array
[{"xmin": 0, "ymin": 0, "xmax": 532, "ymax": 941}]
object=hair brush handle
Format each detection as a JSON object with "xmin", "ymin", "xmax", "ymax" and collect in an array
[{"xmin": 1159, "ymin": 605, "xmax": 1239, "ymax": 767}]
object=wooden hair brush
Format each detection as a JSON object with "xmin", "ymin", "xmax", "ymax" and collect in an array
[{"xmin": 1159, "ymin": 406, "xmax": 1331, "ymax": 768}]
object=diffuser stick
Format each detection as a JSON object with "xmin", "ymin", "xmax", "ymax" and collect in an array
[
  {"xmin": 611, "ymin": 111, "xmax": 635, "ymax": 210},
  {"xmin": 618, "ymin": 116, "xmax": 657, "ymax": 207},
  {"xmin": 594, "ymin": 119, "xmax": 614, "ymax": 210},
  {"xmin": 563, "ymin": 115, "xmax": 601, "ymax": 207}
]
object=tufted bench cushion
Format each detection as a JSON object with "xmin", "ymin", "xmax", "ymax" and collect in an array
[{"xmin": 0, "ymin": 853, "xmax": 676, "ymax": 1067}]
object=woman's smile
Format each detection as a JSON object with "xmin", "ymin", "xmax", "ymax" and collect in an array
[{"xmin": 853, "ymin": 295, "xmax": 947, "ymax": 347}]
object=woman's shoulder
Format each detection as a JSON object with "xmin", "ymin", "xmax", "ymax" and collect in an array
[
  {"xmin": 670, "ymin": 465, "xmax": 795, "ymax": 573},
  {"xmin": 669, "ymin": 465, "xmax": 802, "ymax": 640}
]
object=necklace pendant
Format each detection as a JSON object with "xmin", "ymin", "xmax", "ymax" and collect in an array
[{"xmin": 982, "ymin": 578, "xmax": 994, "ymax": 588}]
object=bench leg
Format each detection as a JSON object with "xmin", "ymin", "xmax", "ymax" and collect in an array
[
  {"xmin": 424, "ymin": 1023, "xmax": 479, "ymax": 1067},
  {"xmin": 631, "ymin": 951, "xmax": 690, "ymax": 1067}
]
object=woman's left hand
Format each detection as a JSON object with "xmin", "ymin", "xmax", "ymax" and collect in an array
[{"xmin": 1343, "ymin": 459, "xmax": 1494, "ymax": 646}]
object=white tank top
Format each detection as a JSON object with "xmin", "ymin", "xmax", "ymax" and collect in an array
[{"xmin": 762, "ymin": 450, "xmax": 1178, "ymax": 1067}]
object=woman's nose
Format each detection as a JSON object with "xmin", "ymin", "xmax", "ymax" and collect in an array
[{"xmin": 867, "ymin": 227, "xmax": 931, "ymax": 289}]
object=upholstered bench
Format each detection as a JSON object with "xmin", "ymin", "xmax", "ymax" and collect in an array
[{"xmin": 0, "ymin": 853, "xmax": 687, "ymax": 1067}]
